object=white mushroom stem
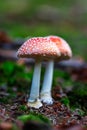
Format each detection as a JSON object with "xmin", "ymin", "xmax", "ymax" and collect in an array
[
  {"xmin": 41, "ymin": 60, "xmax": 54, "ymax": 104},
  {"xmin": 28, "ymin": 60, "xmax": 41, "ymax": 103}
]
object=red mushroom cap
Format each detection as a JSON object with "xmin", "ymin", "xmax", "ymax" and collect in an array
[
  {"xmin": 17, "ymin": 37, "xmax": 60, "ymax": 60},
  {"xmin": 47, "ymin": 35, "xmax": 72, "ymax": 60},
  {"xmin": 17, "ymin": 36, "xmax": 72, "ymax": 61}
]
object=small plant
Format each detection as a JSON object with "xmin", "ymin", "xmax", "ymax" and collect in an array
[{"xmin": 17, "ymin": 112, "xmax": 51, "ymax": 124}]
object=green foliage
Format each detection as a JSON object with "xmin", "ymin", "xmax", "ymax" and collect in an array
[
  {"xmin": 53, "ymin": 69, "xmax": 87, "ymax": 114},
  {"xmin": 0, "ymin": 61, "xmax": 32, "ymax": 87},
  {"xmin": 53, "ymin": 69, "xmax": 72, "ymax": 87},
  {"xmin": 67, "ymin": 82, "xmax": 87, "ymax": 114},
  {"xmin": 17, "ymin": 112, "xmax": 51, "ymax": 124},
  {"xmin": 0, "ymin": 97, "xmax": 8, "ymax": 103},
  {"xmin": 19, "ymin": 105, "xmax": 28, "ymax": 111},
  {"xmin": 0, "ymin": 86, "xmax": 17, "ymax": 103},
  {"xmin": 54, "ymin": 69, "xmax": 70, "ymax": 80},
  {"xmin": 12, "ymin": 124, "xmax": 19, "ymax": 130},
  {"xmin": 0, "ymin": 61, "xmax": 33, "ymax": 103},
  {"xmin": 1, "ymin": 61, "xmax": 15, "ymax": 76},
  {"xmin": 72, "ymin": 82, "xmax": 87, "ymax": 97},
  {"xmin": 71, "ymin": 107, "xmax": 85, "ymax": 116},
  {"xmin": 60, "ymin": 97, "xmax": 70, "ymax": 108}
]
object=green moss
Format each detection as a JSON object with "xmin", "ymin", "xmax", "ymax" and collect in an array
[
  {"xmin": 0, "ymin": 61, "xmax": 32, "ymax": 87},
  {"xmin": 61, "ymin": 97, "xmax": 70, "ymax": 108},
  {"xmin": 19, "ymin": 105, "xmax": 28, "ymax": 111},
  {"xmin": 17, "ymin": 112, "xmax": 51, "ymax": 124},
  {"xmin": 67, "ymin": 82, "xmax": 87, "ymax": 114},
  {"xmin": 72, "ymin": 82, "xmax": 87, "ymax": 97}
]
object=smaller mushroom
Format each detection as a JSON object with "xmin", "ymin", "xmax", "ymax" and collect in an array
[
  {"xmin": 17, "ymin": 36, "xmax": 72, "ymax": 109},
  {"xmin": 40, "ymin": 36, "xmax": 72, "ymax": 104}
]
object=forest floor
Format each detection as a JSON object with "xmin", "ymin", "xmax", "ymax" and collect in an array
[{"xmin": 0, "ymin": 36, "xmax": 87, "ymax": 130}]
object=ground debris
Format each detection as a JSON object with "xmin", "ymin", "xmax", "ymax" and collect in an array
[{"xmin": 0, "ymin": 96, "xmax": 87, "ymax": 130}]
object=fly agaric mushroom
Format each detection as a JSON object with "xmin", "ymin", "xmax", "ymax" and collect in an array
[
  {"xmin": 40, "ymin": 36, "xmax": 72, "ymax": 104},
  {"xmin": 17, "ymin": 36, "xmax": 72, "ymax": 108}
]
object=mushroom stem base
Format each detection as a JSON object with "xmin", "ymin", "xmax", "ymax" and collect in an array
[
  {"xmin": 27, "ymin": 99, "xmax": 42, "ymax": 109},
  {"xmin": 41, "ymin": 60, "xmax": 54, "ymax": 104},
  {"xmin": 40, "ymin": 93, "xmax": 53, "ymax": 104}
]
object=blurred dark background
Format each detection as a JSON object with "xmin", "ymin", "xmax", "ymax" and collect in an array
[{"xmin": 0, "ymin": 0, "xmax": 87, "ymax": 60}]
